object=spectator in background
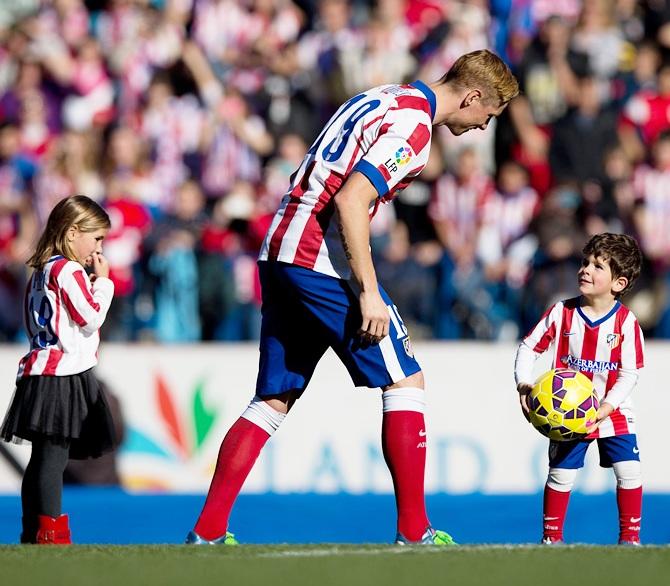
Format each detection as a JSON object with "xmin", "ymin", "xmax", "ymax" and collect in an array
[
  {"xmin": 102, "ymin": 177, "xmax": 152, "ymax": 341},
  {"xmin": 549, "ymin": 73, "xmax": 619, "ymax": 187},
  {"xmin": 200, "ymin": 180, "xmax": 262, "ymax": 341},
  {"xmin": 473, "ymin": 160, "xmax": 539, "ymax": 339},
  {"xmin": 522, "ymin": 183, "xmax": 585, "ymax": 330},
  {"xmin": 145, "ymin": 179, "xmax": 205, "ymax": 343},
  {"xmin": 619, "ymin": 60, "xmax": 670, "ymax": 163},
  {"xmin": 429, "ymin": 146, "xmax": 492, "ymax": 338},
  {"xmin": 0, "ymin": 122, "xmax": 36, "ymax": 341},
  {"xmin": 632, "ymin": 130, "xmax": 670, "ymax": 338}
]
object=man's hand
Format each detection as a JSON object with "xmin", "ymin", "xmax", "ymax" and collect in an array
[
  {"xmin": 517, "ymin": 382, "xmax": 533, "ymax": 422},
  {"xmin": 358, "ymin": 290, "xmax": 389, "ymax": 344},
  {"xmin": 585, "ymin": 402, "xmax": 614, "ymax": 433}
]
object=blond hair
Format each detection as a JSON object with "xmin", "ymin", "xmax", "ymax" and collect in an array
[
  {"xmin": 440, "ymin": 49, "xmax": 519, "ymax": 105},
  {"xmin": 28, "ymin": 195, "xmax": 111, "ymax": 270}
]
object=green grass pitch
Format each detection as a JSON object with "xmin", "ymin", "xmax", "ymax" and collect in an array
[{"xmin": 1, "ymin": 544, "xmax": 669, "ymax": 586}]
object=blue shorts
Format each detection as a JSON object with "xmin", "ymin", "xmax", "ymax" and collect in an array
[
  {"xmin": 548, "ymin": 434, "xmax": 640, "ymax": 469},
  {"xmin": 255, "ymin": 261, "xmax": 421, "ymax": 396}
]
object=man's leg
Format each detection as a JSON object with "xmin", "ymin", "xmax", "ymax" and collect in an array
[
  {"xmin": 381, "ymin": 371, "xmax": 431, "ymax": 542},
  {"xmin": 192, "ymin": 393, "xmax": 295, "ymax": 540}
]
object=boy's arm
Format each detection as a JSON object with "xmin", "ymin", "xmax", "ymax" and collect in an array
[
  {"xmin": 514, "ymin": 342, "xmax": 536, "ymax": 419},
  {"xmin": 587, "ymin": 314, "xmax": 644, "ymax": 431},
  {"xmin": 514, "ymin": 302, "xmax": 561, "ymax": 419},
  {"xmin": 586, "ymin": 370, "xmax": 638, "ymax": 432}
]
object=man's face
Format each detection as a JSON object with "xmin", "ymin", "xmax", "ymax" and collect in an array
[{"xmin": 445, "ymin": 92, "xmax": 507, "ymax": 136}]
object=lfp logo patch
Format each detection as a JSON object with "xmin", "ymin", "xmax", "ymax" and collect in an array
[{"xmin": 395, "ymin": 146, "xmax": 412, "ymax": 166}]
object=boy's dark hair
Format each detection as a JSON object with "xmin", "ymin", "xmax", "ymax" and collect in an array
[{"xmin": 582, "ymin": 233, "xmax": 642, "ymax": 297}]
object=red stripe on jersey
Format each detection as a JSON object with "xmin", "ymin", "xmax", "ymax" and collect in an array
[
  {"xmin": 407, "ymin": 124, "xmax": 430, "ymax": 155},
  {"xmin": 21, "ymin": 350, "xmax": 40, "ymax": 377},
  {"xmin": 609, "ymin": 409, "xmax": 630, "ymax": 435},
  {"xmin": 50, "ymin": 258, "xmax": 68, "ymax": 281},
  {"xmin": 43, "ymin": 348, "xmax": 64, "ymax": 375},
  {"xmin": 378, "ymin": 163, "xmax": 391, "ymax": 182},
  {"xmin": 347, "ymin": 115, "xmax": 385, "ymax": 176},
  {"xmin": 579, "ymin": 323, "xmax": 600, "ymax": 383},
  {"xmin": 393, "ymin": 96, "xmax": 431, "ymax": 117},
  {"xmin": 268, "ymin": 161, "xmax": 315, "ymax": 259},
  {"xmin": 534, "ymin": 322, "xmax": 555, "ymax": 353},
  {"xmin": 73, "ymin": 270, "xmax": 100, "ymax": 312},
  {"xmin": 61, "ymin": 288, "xmax": 87, "ymax": 327},
  {"xmin": 554, "ymin": 302, "xmax": 576, "ymax": 366},
  {"xmin": 633, "ymin": 319, "xmax": 644, "ymax": 368},
  {"xmin": 292, "ymin": 172, "xmax": 343, "ymax": 267}
]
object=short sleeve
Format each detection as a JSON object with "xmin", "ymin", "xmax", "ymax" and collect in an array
[{"xmin": 353, "ymin": 108, "xmax": 432, "ymax": 198}]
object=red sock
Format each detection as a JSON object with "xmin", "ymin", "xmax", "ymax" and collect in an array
[
  {"xmin": 382, "ymin": 410, "xmax": 429, "ymax": 541},
  {"xmin": 543, "ymin": 485, "xmax": 571, "ymax": 541},
  {"xmin": 617, "ymin": 486, "xmax": 642, "ymax": 543},
  {"xmin": 194, "ymin": 417, "xmax": 270, "ymax": 540}
]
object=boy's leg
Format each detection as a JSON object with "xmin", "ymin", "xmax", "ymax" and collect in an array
[
  {"xmin": 381, "ymin": 379, "xmax": 430, "ymax": 542},
  {"xmin": 542, "ymin": 469, "xmax": 577, "ymax": 542},
  {"xmin": 599, "ymin": 435, "xmax": 642, "ymax": 544},
  {"xmin": 193, "ymin": 398, "xmax": 287, "ymax": 540},
  {"xmin": 543, "ymin": 440, "xmax": 588, "ymax": 542}
]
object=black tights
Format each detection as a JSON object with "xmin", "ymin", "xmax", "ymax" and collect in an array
[{"xmin": 21, "ymin": 437, "xmax": 70, "ymax": 542}]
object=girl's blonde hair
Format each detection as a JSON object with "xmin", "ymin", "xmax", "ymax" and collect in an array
[{"xmin": 28, "ymin": 195, "xmax": 111, "ymax": 269}]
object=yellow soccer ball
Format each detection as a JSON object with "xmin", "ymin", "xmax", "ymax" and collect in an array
[{"xmin": 528, "ymin": 368, "xmax": 599, "ymax": 441}]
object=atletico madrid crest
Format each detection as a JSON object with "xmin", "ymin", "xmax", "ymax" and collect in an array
[
  {"xmin": 403, "ymin": 336, "xmax": 414, "ymax": 358},
  {"xmin": 606, "ymin": 333, "xmax": 622, "ymax": 349}
]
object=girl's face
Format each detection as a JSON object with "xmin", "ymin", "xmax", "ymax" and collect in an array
[{"xmin": 68, "ymin": 226, "xmax": 108, "ymax": 267}]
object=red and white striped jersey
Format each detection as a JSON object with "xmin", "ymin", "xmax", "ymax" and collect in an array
[
  {"xmin": 17, "ymin": 256, "xmax": 114, "ymax": 379},
  {"xmin": 258, "ymin": 81, "xmax": 436, "ymax": 279},
  {"xmin": 521, "ymin": 297, "xmax": 644, "ymax": 438}
]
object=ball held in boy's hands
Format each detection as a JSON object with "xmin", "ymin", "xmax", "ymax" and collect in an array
[{"xmin": 528, "ymin": 368, "xmax": 599, "ymax": 441}]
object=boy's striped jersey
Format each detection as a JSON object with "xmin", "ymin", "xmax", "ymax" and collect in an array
[
  {"xmin": 17, "ymin": 256, "xmax": 114, "ymax": 378},
  {"xmin": 259, "ymin": 81, "xmax": 436, "ymax": 279},
  {"xmin": 521, "ymin": 297, "xmax": 644, "ymax": 438}
]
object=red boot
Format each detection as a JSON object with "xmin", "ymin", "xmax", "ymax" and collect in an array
[{"xmin": 36, "ymin": 514, "xmax": 72, "ymax": 545}]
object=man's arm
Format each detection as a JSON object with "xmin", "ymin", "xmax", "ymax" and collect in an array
[{"xmin": 334, "ymin": 172, "xmax": 390, "ymax": 342}]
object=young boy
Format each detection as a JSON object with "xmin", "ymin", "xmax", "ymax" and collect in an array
[{"xmin": 515, "ymin": 233, "xmax": 644, "ymax": 545}]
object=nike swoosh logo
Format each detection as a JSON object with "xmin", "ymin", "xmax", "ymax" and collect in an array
[
  {"xmin": 418, "ymin": 430, "xmax": 427, "ymax": 437},
  {"xmin": 544, "ymin": 517, "xmax": 559, "ymax": 521},
  {"xmin": 633, "ymin": 447, "xmax": 639, "ymax": 454},
  {"xmin": 630, "ymin": 517, "xmax": 641, "ymax": 523},
  {"xmin": 563, "ymin": 331, "xmax": 575, "ymax": 336}
]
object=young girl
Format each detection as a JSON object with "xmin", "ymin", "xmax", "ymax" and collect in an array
[{"xmin": 1, "ymin": 195, "xmax": 116, "ymax": 544}]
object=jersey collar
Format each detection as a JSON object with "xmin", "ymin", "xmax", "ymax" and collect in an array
[
  {"xmin": 577, "ymin": 297, "xmax": 621, "ymax": 327},
  {"xmin": 409, "ymin": 80, "xmax": 436, "ymax": 122}
]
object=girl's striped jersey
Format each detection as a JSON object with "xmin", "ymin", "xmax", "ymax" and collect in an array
[
  {"xmin": 520, "ymin": 297, "xmax": 644, "ymax": 438},
  {"xmin": 258, "ymin": 81, "xmax": 436, "ymax": 279},
  {"xmin": 17, "ymin": 256, "xmax": 114, "ymax": 379}
]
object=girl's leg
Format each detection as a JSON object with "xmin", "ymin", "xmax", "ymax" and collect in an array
[
  {"xmin": 31, "ymin": 437, "xmax": 70, "ymax": 518},
  {"xmin": 21, "ymin": 437, "xmax": 70, "ymax": 543}
]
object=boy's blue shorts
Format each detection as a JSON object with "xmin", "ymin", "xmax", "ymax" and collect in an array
[
  {"xmin": 548, "ymin": 434, "xmax": 640, "ymax": 469},
  {"xmin": 255, "ymin": 261, "xmax": 421, "ymax": 396}
]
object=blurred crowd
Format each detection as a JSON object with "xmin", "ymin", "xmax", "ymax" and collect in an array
[{"xmin": 1, "ymin": 0, "xmax": 670, "ymax": 344}]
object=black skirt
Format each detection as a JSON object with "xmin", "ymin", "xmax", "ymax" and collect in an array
[{"xmin": 0, "ymin": 369, "xmax": 116, "ymax": 459}]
